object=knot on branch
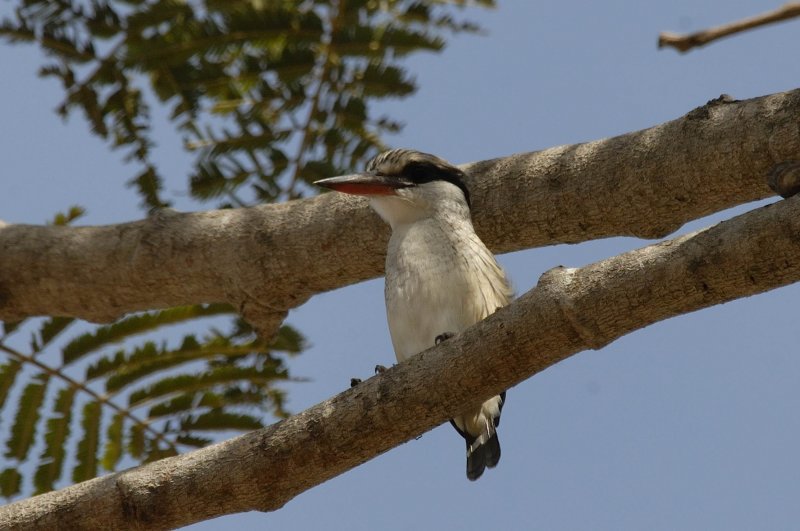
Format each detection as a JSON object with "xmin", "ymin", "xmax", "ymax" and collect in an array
[
  {"xmin": 686, "ymin": 94, "xmax": 737, "ymax": 120},
  {"xmin": 767, "ymin": 114, "xmax": 800, "ymax": 164},
  {"xmin": 768, "ymin": 161, "xmax": 800, "ymax": 198},
  {"xmin": 239, "ymin": 299, "xmax": 289, "ymax": 342}
]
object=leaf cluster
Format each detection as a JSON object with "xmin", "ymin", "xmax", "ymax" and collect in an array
[
  {"xmin": 0, "ymin": 303, "xmax": 303, "ymax": 498},
  {"xmin": 1, "ymin": 0, "xmax": 494, "ymax": 208}
]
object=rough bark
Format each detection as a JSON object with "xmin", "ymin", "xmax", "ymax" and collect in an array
[
  {"xmin": 2, "ymin": 89, "xmax": 798, "ymax": 338},
  {"xmin": 2, "ymin": 194, "xmax": 799, "ymax": 530}
]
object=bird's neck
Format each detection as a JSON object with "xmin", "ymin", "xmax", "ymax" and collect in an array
[{"xmin": 386, "ymin": 210, "xmax": 497, "ymax": 278}]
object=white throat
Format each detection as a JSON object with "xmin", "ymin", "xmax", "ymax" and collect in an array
[{"xmin": 368, "ymin": 180, "xmax": 471, "ymax": 230}]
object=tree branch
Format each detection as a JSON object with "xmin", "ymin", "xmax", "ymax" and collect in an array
[
  {"xmin": 2, "ymin": 191, "xmax": 799, "ymax": 530},
  {"xmin": 1, "ymin": 89, "xmax": 799, "ymax": 339},
  {"xmin": 658, "ymin": 3, "xmax": 800, "ymax": 53}
]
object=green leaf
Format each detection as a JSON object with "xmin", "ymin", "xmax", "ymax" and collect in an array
[
  {"xmin": 175, "ymin": 434, "xmax": 212, "ymax": 448},
  {"xmin": 62, "ymin": 303, "xmax": 234, "ymax": 365},
  {"xmin": 0, "ymin": 360, "xmax": 22, "ymax": 412},
  {"xmin": 0, "ymin": 468, "xmax": 22, "ymax": 498},
  {"xmin": 5, "ymin": 374, "xmax": 49, "ymax": 460},
  {"xmin": 105, "ymin": 337, "xmax": 263, "ymax": 392},
  {"xmin": 72, "ymin": 400, "xmax": 101, "ymax": 483},
  {"xmin": 359, "ymin": 63, "xmax": 416, "ymax": 98},
  {"xmin": 86, "ymin": 2, "xmax": 123, "ymax": 39},
  {"xmin": 1, "ymin": 320, "xmax": 24, "ymax": 336},
  {"xmin": 33, "ymin": 387, "xmax": 76, "ymax": 494},
  {"xmin": 36, "ymin": 316, "xmax": 75, "ymax": 350},
  {"xmin": 299, "ymin": 160, "xmax": 338, "ymax": 184},
  {"xmin": 128, "ymin": 166, "xmax": 169, "ymax": 209},
  {"xmin": 148, "ymin": 387, "xmax": 266, "ymax": 419},
  {"xmin": 40, "ymin": 30, "xmax": 95, "ymax": 62},
  {"xmin": 102, "ymin": 412, "xmax": 124, "ymax": 471},
  {"xmin": 128, "ymin": 423, "xmax": 145, "ymax": 459},
  {"xmin": 0, "ymin": 21, "xmax": 36, "ymax": 45},
  {"xmin": 86, "ymin": 333, "xmax": 274, "ymax": 393},
  {"xmin": 271, "ymin": 325, "xmax": 305, "ymax": 354},
  {"xmin": 181, "ymin": 410, "xmax": 263, "ymax": 432},
  {"xmin": 129, "ymin": 365, "xmax": 287, "ymax": 408},
  {"xmin": 50, "ymin": 205, "xmax": 86, "ymax": 226}
]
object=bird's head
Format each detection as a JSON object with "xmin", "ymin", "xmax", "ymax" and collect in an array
[{"xmin": 314, "ymin": 149, "xmax": 471, "ymax": 228}]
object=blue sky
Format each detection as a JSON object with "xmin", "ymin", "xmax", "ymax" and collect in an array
[{"xmin": 2, "ymin": 1, "xmax": 800, "ymax": 530}]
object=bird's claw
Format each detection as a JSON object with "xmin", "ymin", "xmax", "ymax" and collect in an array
[
  {"xmin": 353, "ymin": 365, "xmax": 390, "ymax": 386},
  {"xmin": 435, "ymin": 332, "xmax": 455, "ymax": 345}
]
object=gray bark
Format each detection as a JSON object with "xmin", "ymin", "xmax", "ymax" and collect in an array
[
  {"xmin": 2, "ymin": 89, "xmax": 798, "ymax": 339},
  {"xmin": 1, "ymin": 192, "xmax": 799, "ymax": 530}
]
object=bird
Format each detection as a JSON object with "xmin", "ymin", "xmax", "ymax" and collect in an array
[{"xmin": 315, "ymin": 148, "xmax": 513, "ymax": 481}]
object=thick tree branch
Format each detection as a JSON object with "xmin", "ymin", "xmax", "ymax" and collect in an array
[
  {"xmin": 1, "ymin": 89, "xmax": 798, "ymax": 338},
  {"xmin": 658, "ymin": 3, "xmax": 800, "ymax": 53},
  {"xmin": 2, "ymin": 194, "xmax": 799, "ymax": 530}
]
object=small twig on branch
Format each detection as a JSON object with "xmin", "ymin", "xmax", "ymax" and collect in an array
[{"xmin": 659, "ymin": 3, "xmax": 800, "ymax": 53}]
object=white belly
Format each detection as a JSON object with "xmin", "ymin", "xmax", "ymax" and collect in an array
[
  {"xmin": 386, "ymin": 269, "xmax": 479, "ymax": 362},
  {"xmin": 384, "ymin": 222, "xmax": 511, "ymax": 362}
]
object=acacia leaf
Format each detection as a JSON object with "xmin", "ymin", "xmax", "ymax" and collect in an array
[
  {"xmin": 5, "ymin": 374, "xmax": 49, "ymax": 461},
  {"xmin": 0, "ymin": 468, "xmax": 22, "ymax": 498},
  {"xmin": 102, "ymin": 412, "xmax": 125, "ymax": 471},
  {"xmin": 0, "ymin": 360, "xmax": 22, "ymax": 412},
  {"xmin": 128, "ymin": 365, "xmax": 287, "ymax": 408},
  {"xmin": 33, "ymin": 387, "xmax": 76, "ymax": 494},
  {"xmin": 62, "ymin": 303, "xmax": 234, "ymax": 365},
  {"xmin": 72, "ymin": 400, "xmax": 101, "ymax": 483}
]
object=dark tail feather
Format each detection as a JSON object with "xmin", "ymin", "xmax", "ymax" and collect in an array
[
  {"xmin": 485, "ymin": 432, "xmax": 501, "ymax": 469},
  {"xmin": 451, "ymin": 390, "xmax": 507, "ymax": 481},
  {"xmin": 460, "ymin": 430, "xmax": 502, "ymax": 481},
  {"xmin": 466, "ymin": 440, "xmax": 488, "ymax": 481}
]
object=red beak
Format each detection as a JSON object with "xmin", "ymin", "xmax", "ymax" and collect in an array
[{"xmin": 315, "ymin": 173, "xmax": 413, "ymax": 196}]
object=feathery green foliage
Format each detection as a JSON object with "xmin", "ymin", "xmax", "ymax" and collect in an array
[
  {"xmin": 5, "ymin": 374, "xmax": 49, "ymax": 461},
  {"xmin": 36, "ymin": 318, "xmax": 75, "ymax": 351},
  {"xmin": 0, "ymin": 469, "xmax": 22, "ymax": 498},
  {"xmin": 72, "ymin": 400, "xmax": 102, "ymax": 483},
  {"xmin": 0, "ymin": 360, "xmax": 22, "ymax": 413},
  {"xmin": 181, "ymin": 410, "xmax": 263, "ymax": 432},
  {"xmin": 34, "ymin": 388, "xmax": 76, "ymax": 494},
  {"xmin": 0, "ymin": 309, "xmax": 301, "ymax": 497},
  {"xmin": 0, "ymin": 0, "xmax": 493, "ymax": 500},
  {"xmin": 128, "ymin": 365, "xmax": 287, "ymax": 407},
  {"xmin": 128, "ymin": 423, "xmax": 146, "ymax": 460},
  {"xmin": 62, "ymin": 304, "xmax": 234, "ymax": 365},
  {"xmin": 0, "ymin": 0, "xmax": 493, "ymax": 207},
  {"xmin": 51, "ymin": 205, "xmax": 86, "ymax": 226},
  {"xmin": 101, "ymin": 412, "xmax": 124, "ymax": 472}
]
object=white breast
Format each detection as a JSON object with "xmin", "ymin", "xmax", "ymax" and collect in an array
[{"xmin": 384, "ymin": 218, "xmax": 511, "ymax": 362}]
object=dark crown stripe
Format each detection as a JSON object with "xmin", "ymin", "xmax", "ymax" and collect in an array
[
  {"xmin": 402, "ymin": 160, "xmax": 471, "ymax": 207},
  {"xmin": 366, "ymin": 149, "xmax": 471, "ymax": 207}
]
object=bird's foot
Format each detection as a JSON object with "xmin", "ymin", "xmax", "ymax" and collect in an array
[
  {"xmin": 435, "ymin": 332, "xmax": 455, "ymax": 345},
  {"xmin": 352, "ymin": 364, "xmax": 391, "ymax": 386}
]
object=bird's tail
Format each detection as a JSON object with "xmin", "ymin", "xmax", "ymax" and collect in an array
[
  {"xmin": 464, "ymin": 427, "xmax": 501, "ymax": 481},
  {"xmin": 451, "ymin": 391, "xmax": 506, "ymax": 481}
]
